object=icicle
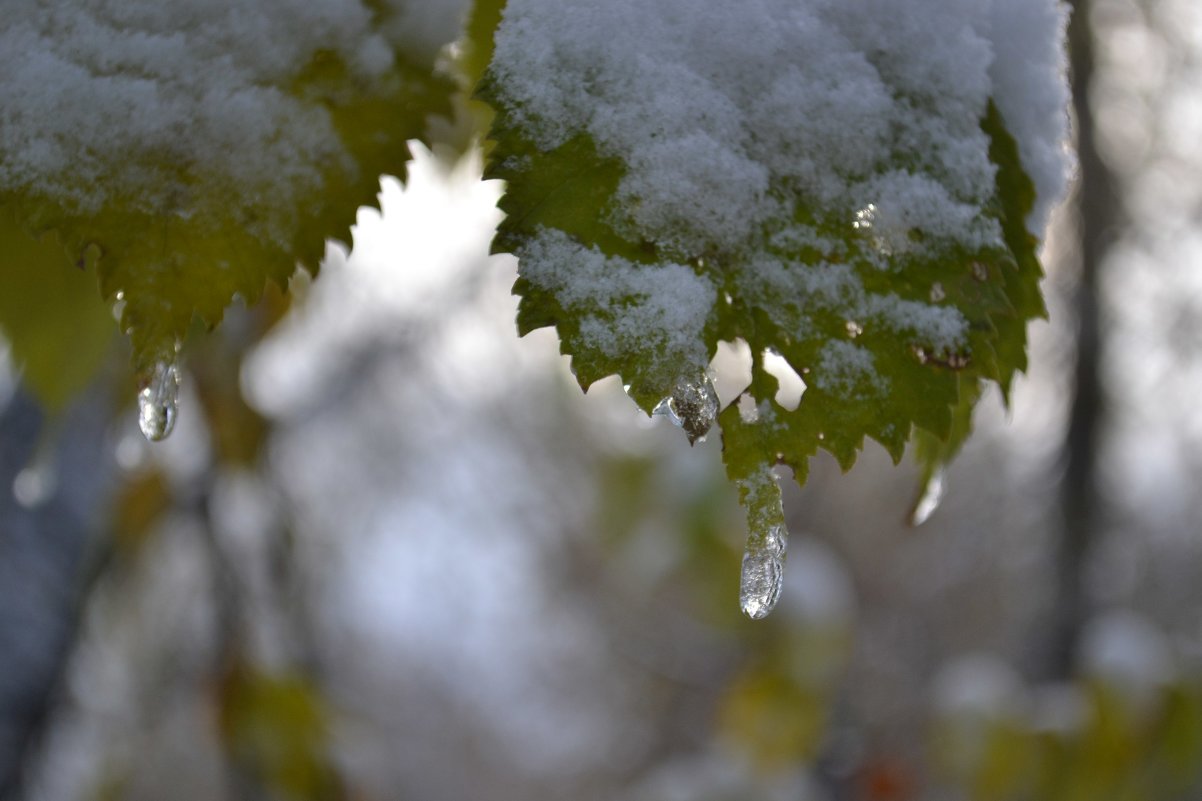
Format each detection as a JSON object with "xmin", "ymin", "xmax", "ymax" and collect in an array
[
  {"xmin": 736, "ymin": 468, "xmax": 789, "ymax": 620},
  {"xmin": 909, "ymin": 468, "xmax": 946, "ymax": 526},
  {"xmin": 138, "ymin": 360, "xmax": 180, "ymax": 442},
  {"xmin": 740, "ymin": 522, "xmax": 788, "ymax": 619},
  {"xmin": 653, "ymin": 373, "xmax": 719, "ymax": 444}
]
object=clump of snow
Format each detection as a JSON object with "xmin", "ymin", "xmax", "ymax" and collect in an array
[
  {"xmin": 491, "ymin": 0, "xmax": 1070, "ymax": 396},
  {"xmin": 492, "ymin": 0, "xmax": 1070, "ymax": 253},
  {"xmin": 741, "ymin": 256, "xmax": 970, "ymax": 354},
  {"xmin": 517, "ymin": 229, "xmax": 714, "ymax": 385},
  {"xmin": 986, "ymin": 0, "xmax": 1074, "ymax": 234},
  {"xmin": 814, "ymin": 340, "xmax": 888, "ymax": 399},
  {"xmin": 0, "ymin": 0, "xmax": 466, "ymax": 241}
]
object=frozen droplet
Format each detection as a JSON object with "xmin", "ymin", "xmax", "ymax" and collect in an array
[
  {"xmin": 930, "ymin": 282, "xmax": 946, "ymax": 303},
  {"xmin": 852, "ymin": 203, "xmax": 877, "ymax": 230},
  {"xmin": 138, "ymin": 361, "xmax": 181, "ymax": 442},
  {"xmin": 740, "ymin": 522, "xmax": 788, "ymax": 619},
  {"xmin": 653, "ymin": 374, "xmax": 719, "ymax": 445},
  {"xmin": 852, "ymin": 203, "xmax": 894, "ymax": 255},
  {"xmin": 845, "ymin": 320, "xmax": 863, "ymax": 339},
  {"xmin": 909, "ymin": 468, "xmax": 946, "ymax": 526}
]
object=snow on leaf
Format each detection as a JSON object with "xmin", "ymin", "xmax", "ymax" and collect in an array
[
  {"xmin": 483, "ymin": 0, "xmax": 1070, "ymax": 613},
  {"xmin": 0, "ymin": 0, "xmax": 465, "ymax": 380}
]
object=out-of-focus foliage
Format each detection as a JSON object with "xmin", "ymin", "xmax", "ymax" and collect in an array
[
  {"xmin": 933, "ymin": 679, "xmax": 1202, "ymax": 801},
  {"xmin": 218, "ymin": 667, "xmax": 341, "ymax": 801},
  {"xmin": 0, "ymin": 213, "xmax": 114, "ymax": 409}
]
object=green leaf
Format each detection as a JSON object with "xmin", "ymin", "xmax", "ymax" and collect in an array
[
  {"xmin": 909, "ymin": 374, "xmax": 982, "ymax": 525},
  {"xmin": 0, "ymin": 211, "xmax": 114, "ymax": 409},
  {"xmin": 485, "ymin": 59, "xmax": 1047, "ymax": 545},
  {"xmin": 0, "ymin": 13, "xmax": 456, "ymax": 381},
  {"xmin": 219, "ymin": 666, "xmax": 340, "ymax": 801},
  {"xmin": 982, "ymin": 100, "xmax": 1050, "ymax": 398}
]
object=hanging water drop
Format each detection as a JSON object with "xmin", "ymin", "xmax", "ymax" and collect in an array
[
  {"xmin": 653, "ymin": 373, "xmax": 719, "ymax": 445},
  {"xmin": 909, "ymin": 468, "xmax": 946, "ymax": 526},
  {"xmin": 740, "ymin": 522, "xmax": 788, "ymax": 619},
  {"xmin": 138, "ymin": 360, "xmax": 180, "ymax": 442}
]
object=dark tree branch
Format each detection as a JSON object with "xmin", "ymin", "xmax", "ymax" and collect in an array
[{"xmin": 1046, "ymin": 0, "xmax": 1122, "ymax": 681}]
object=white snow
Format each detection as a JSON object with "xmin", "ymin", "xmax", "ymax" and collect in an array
[
  {"xmin": 815, "ymin": 340, "xmax": 888, "ymax": 399},
  {"xmin": 986, "ymin": 0, "xmax": 1075, "ymax": 234},
  {"xmin": 517, "ymin": 229, "xmax": 714, "ymax": 385},
  {"xmin": 492, "ymin": 0, "xmax": 1070, "ymax": 252},
  {"xmin": 0, "ymin": 0, "xmax": 466, "ymax": 239}
]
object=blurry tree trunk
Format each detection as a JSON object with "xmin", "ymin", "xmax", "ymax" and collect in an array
[
  {"xmin": 1046, "ymin": 0, "xmax": 1119, "ymax": 681},
  {"xmin": 0, "ymin": 391, "xmax": 115, "ymax": 800}
]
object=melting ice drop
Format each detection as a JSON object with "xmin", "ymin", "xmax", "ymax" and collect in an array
[
  {"xmin": 739, "ymin": 522, "xmax": 788, "ymax": 619},
  {"xmin": 653, "ymin": 374, "xmax": 719, "ymax": 444},
  {"xmin": 138, "ymin": 361, "xmax": 180, "ymax": 442}
]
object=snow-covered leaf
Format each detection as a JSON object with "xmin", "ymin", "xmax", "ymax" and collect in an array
[
  {"xmin": 0, "ymin": 1, "xmax": 464, "ymax": 380},
  {"xmin": 482, "ymin": 0, "xmax": 1071, "ymax": 612}
]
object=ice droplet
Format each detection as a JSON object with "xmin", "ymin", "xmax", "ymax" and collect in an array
[
  {"xmin": 138, "ymin": 361, "xmax": 180, "ymax": 442},
  {"xmin": 909, "ymin": 468, "xmax": 946, "ymax": 526},
  {"xmin": 653, "ymin": 374, "xmax": 719, "ymax": 445},
  {"xmin": 740, "ymin": 522, "xmax": 788, "ymax": 619},
  {"xmin": 852, "ymin": 203, "xmax": 893, "ymax": 256},
  {"xmin": 852, "ymin": 203, "xmax": 877, "ymax": 231}
]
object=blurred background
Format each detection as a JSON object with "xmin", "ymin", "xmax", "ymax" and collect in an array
[{"xmin": 3, "ymin": 1, "xmax": 1202, "ymax": 799}]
